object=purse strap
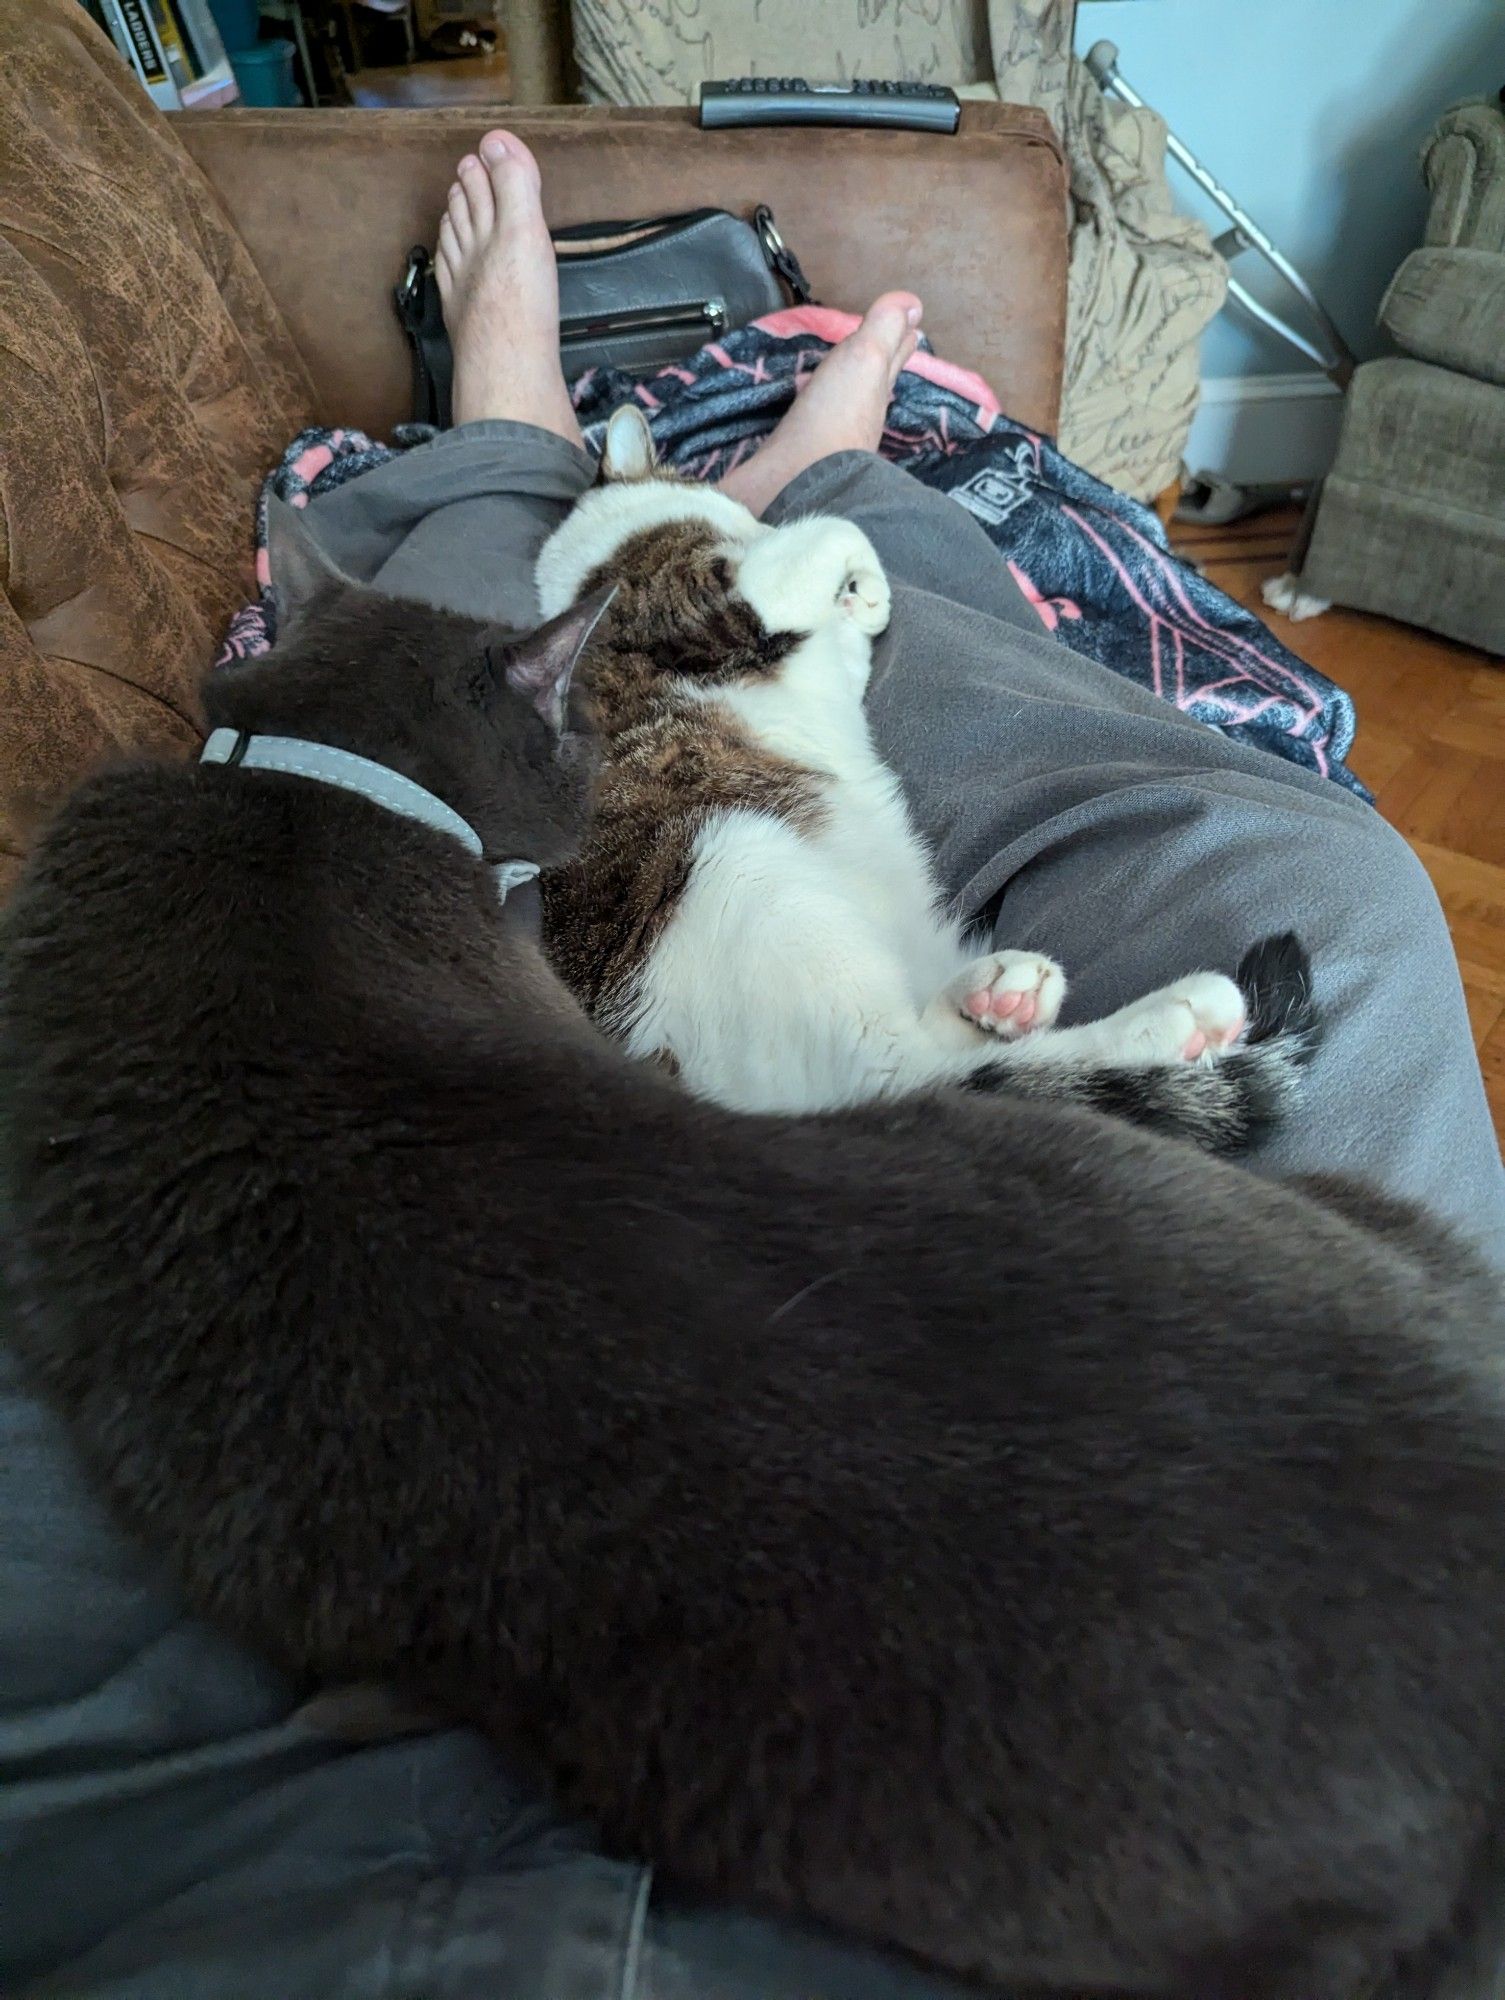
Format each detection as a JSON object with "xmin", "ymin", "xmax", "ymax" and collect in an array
[
  {"xmin": 394, "ymin": 245, "xmax": 453, "ymax": 429},
  {"xmin": 753, "ymin": 205, "xmax": 813, "ymax": 306}
]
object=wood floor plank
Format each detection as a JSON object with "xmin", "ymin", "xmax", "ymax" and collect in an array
[{"xmin": 1171, "ymin": 509, "xmax": 1504, "ymax": 1140}]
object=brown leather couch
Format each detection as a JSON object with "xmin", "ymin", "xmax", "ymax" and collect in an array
[{"xmin": 0, "ymin": 0, "xmax": 1067, "ymax": 898}]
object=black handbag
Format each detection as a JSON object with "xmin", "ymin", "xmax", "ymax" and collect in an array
[{"xmin": 395, "ymin": 204, "xmax": 812, "ymax": 429}]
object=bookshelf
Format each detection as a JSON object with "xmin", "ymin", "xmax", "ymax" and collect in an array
[{"xmin": 88, "ymin": 0, "xmax": 239, "ymax": 108}]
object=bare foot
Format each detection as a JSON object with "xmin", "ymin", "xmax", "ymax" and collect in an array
[
  {"xmin": 434, "ymin": 129, "xmax": 584, "ymax": 446},
  {"xmin": 717, "ymin": 292, "xmax": 921, "ymax": 517}
]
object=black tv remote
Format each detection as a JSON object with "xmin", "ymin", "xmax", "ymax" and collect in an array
[{"xmin": 700, "ymin": 78, "xmax": 961, "ymax": 135}]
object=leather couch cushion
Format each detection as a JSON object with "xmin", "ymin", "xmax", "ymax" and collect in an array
[
  {"xmin": 0, "ymin": 2, "xmax": 315, "ymax": 894},
  {"xmin": 176, "ymin": 104, "xmax": 1067, "ymax": 442}
]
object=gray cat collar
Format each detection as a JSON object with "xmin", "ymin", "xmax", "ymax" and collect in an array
[{"xmin": 200, "ymin": 729, "xmax": 541, "ymax": 898}]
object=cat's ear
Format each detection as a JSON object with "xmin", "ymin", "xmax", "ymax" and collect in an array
[
  {"xmin": 266, "ymin": 495, "xmax": 361, "ymax": 635},
  {"xmin": 600, "ymin": 404, "xmax": 658, "ymax": 483},
  {"xmin": 501, "ymin": 584, "xmax": 617, "ymax": 734}
]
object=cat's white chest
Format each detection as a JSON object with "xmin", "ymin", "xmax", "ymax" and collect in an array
[
  {"xmin": 713, "ymin": 625, "xmax": 872, "ymax": 771},
  {"xmin": 715, "ymin": 630, "xmax": 959, "ymax": 996}
]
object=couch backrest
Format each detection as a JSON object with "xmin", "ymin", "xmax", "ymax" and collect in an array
[
  {"xmin": 0, "ymin": 1, "xmax": 315, "ymax": 896},
  {"xmin": 175, "ymin": 103, "xmax": 1067, "ymax": 445}
]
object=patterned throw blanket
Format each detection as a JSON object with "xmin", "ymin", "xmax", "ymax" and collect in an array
[{"xmin": 219, "ymin": 308, "xmax": 1366, "ymax": 799}]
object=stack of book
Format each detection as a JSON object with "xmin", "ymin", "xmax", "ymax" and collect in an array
[{"xmin": 88, "ymin": 0, "xmax": 240, "ymax": 109}]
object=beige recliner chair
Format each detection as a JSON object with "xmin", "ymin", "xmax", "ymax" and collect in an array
[{"xmin": 1295, "ymin": 100, "xmax": 1505, "ymax": 656}]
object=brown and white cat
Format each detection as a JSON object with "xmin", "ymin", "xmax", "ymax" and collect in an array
[
  {"xmin": 3, "ymin": 521, "xmax": 1505, "ymax": 1999},
  {"xmin": 536, "ymin": 406, "xmax": 1313, "ymax": 1151}
]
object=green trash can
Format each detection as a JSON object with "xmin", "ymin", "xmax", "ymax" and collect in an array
[
  {"xmin": 206, "ymin": 0, "xmax": 262, "ymax": 50},
  {"xmin": 229, "ymin": 38, "xmax": 299, "ymax": 106}
]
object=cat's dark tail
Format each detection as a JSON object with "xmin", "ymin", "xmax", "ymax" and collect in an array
[{"xmin": 964, "ymin": 932, "xmax": 1321, "ymax": 1157}]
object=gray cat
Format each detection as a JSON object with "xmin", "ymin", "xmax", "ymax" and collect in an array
[{"xmin": 2, "ymin": 519, "xmax": 1504, "ymax": 2000}]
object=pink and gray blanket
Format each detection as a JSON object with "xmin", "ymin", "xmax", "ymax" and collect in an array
[{"xmin": 219, "ymin": 308, "xmax": 1366, "ymax": 799}]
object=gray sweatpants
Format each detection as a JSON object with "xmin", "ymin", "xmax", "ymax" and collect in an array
[
  {"xmin": 307, "ymin": 420, "xmax": 1505, "ymax": 1258},
  {"xmin": 4, "ymin": 425, "xmax": 1501, "ymax": 2000}
]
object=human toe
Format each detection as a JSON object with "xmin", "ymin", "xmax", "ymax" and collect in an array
[
  {"xmin": 862, "ymin": 291, "xmax": 923, "ymax": 352},
  {"xmin": 446, "ymin": 178, "xmax": 475, "ymax": 255},
  {"xmin": 436, "ymin": 213, "xmax": 461, "ymax": 286},
  {"xmin": 477, "ymin": 129, "xmax": 546, "ymax": 221},
  {"xmin": 456, "ymin": 152, "xmax": 495, "ymax": 239}
]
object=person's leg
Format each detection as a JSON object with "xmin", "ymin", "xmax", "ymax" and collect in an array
[
  {"xmin": 300, "ymin": 131, "xmax": 593, "ymax": 626},
  {"xmin": 715, "ymin": 294, "xmax": 920, "ymax": 518},
  {"xmin": 757, "ymin": 451, "xmax": 1505, "ymax": 1256},
  {"xmin": 766, "ymin": 448, "xmax": 1043, "ymax": 628},
  {"xmin": 300, "ymin": 419, "xmax": 591, "ymax": 623}
]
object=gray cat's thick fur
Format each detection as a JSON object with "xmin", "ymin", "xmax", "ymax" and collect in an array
[{"xmin": 2, "ymin": 536, "xmax": 1504, "ymax": 2000}]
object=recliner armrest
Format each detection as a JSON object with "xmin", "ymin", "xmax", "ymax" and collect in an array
[{"xmin": 1422, "ymin": 102, "xmax": 1505, "ymax": 253}]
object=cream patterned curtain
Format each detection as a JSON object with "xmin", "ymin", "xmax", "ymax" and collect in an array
[{"xmin": 571, "ymin": 0, "xmax": 1227, "ymax": 497}]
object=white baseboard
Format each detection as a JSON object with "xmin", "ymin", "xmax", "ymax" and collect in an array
[{"xmin": 1183, "ymin": 372, "xmax": 1346, "ymax": 488}]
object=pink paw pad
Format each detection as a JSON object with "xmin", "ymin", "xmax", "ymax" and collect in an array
[
  {"xmin": 1182, "ymin": 1012, "xmax": 1245, "ymax": 1061},
  {"xmin": 966, "ymin": 987, "xmax": 1032, "ymax": 1026}
]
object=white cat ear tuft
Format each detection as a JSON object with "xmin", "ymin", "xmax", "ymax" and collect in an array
[{"xmin": 600, "ymin": 404, "xmax": 658, "ymax": 483}]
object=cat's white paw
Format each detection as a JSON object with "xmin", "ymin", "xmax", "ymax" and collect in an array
[
  {"xmin": 950, "ymin": 950, "xmax": 1065, "ymax": 1038},
  {"xmin": 1095, "ymin": 972, "xmax": 1247, "ymax": 1063},
  {"xmin": 812, "ymin": 521, "xmax": 889, "ymax": 636},
  {"xmin": 837, "ymin": 557, "xmax": 891, "ymax": 638}
]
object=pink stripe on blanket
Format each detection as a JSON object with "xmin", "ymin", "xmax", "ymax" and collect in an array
[
  {"xmin": 752, "ymin": 306, "xmax": 1003, "ymax": 426},
  {"xmin": 289, "ymin": 442, "xmax": 334, "ymax": 483}
]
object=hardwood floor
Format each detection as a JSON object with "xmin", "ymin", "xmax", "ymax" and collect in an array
[{"xmin": 1171, "ymin": 508, "xmax": 1505, "ymax": 1138}]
